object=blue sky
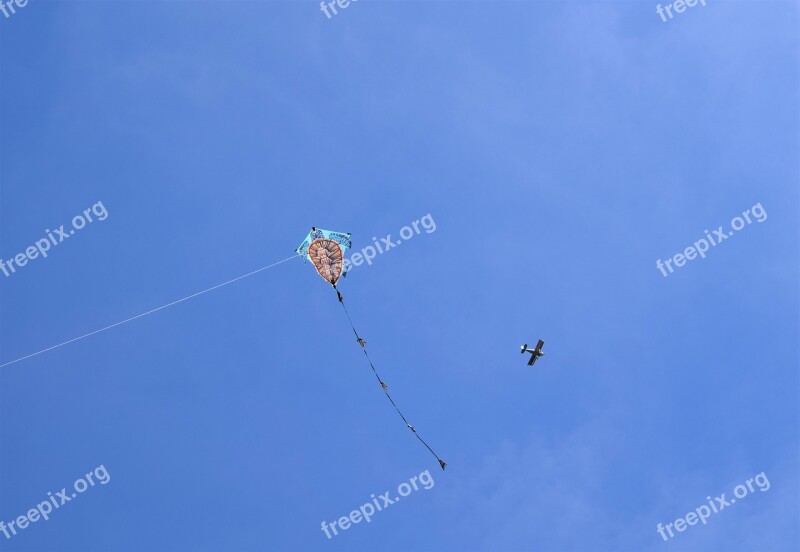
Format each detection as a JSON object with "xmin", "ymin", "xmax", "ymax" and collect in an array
[{"xmin": 1, "ymin": 1, "xmax": 798, "ymax": 550}]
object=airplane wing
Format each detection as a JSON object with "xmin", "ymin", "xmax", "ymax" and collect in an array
[
  {"xmin": 527, "ymin": 355, "xmax": 537, "ymax": 366},
  {"xmin": 536, "ymin": 339, "xmax": 544, "ymax": 352}
]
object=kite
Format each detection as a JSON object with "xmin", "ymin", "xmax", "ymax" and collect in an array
[
  {"xmin": 296, "ymin": 227, "xmax": 446, "ymax": 470},
  {"xmin": 295, "ymin": 227, "xmax": 352, "ymax": 285}
]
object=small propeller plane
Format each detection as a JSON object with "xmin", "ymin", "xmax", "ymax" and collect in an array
[{"xmin": 521, "ymin": 339, "xmax": 545, "ymax": 366}]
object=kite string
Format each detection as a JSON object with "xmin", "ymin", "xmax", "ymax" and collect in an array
[
  {"xmin": 0, "ymin": 254, "xmax": 301, "ymax": 369},
  {"xmin": 336, "ymin": 289, "xmax": 446, "ymax": 470}
]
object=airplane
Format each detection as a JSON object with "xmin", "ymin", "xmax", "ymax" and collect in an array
[{"xmin": 521, "ymin": 339, "xmax": 545, "ymax": 366}]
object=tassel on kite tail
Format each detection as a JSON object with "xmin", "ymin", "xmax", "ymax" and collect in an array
[{"xmin": 332, "ymin": 285, "xmax": 447, "ymax": 471}]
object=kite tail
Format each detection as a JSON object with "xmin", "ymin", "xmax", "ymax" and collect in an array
[{"xmin": 333, "ymin": 286, "xmax": 447, "ymax": 471}]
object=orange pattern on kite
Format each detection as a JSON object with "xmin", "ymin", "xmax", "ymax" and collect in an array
[{"xmin": 308, "ymin": 238, "xmax": 344, "ymax": 285}]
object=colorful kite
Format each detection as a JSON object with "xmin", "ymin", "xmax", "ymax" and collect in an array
[
  {"xmin": 295, "ymin": 227, "xmax": 352, "ymax": 285},
  {"xmin": 296, "ymin": 227, "xmax": 446, "ymax": 470}
]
